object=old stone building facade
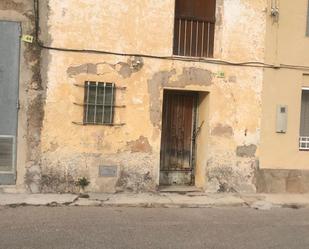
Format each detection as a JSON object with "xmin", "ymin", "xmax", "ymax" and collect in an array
[{"xmin": 1, "ymin": 0, "xmax": 308, "ymax": 194}]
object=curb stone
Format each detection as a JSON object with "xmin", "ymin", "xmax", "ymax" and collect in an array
[
  {"xmin": 0, "ymin": 193, "xmax": 309, "ymax": 209},
  {"xmin": 70, "ymin": 198, "xmax": 102, "ymax": 206},
  {"xmin": 250, "ymin": 201, "xmax": 281, "ymax": 210}
]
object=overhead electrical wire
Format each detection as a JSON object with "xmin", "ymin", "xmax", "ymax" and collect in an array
[{"xmin": 33, "ymin": 0, "xmax": 309, "ymax": 71}]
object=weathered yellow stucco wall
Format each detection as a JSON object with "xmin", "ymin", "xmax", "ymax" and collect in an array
[
  {"xmin": 40, "ymin": 0, "xmax": 267, "ymax": 193},
  {"xmin": 260, "ymin": 0, "xmax": 309, "ymax": 170}
]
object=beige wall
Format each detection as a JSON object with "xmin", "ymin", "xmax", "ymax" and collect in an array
[
  {"xmin": 260, "ymin": 0, "xmax": 309, "ymax": 170},
  {"xmin": 40, "ymin": 0, "xmax": 267, "ymax": 193}
]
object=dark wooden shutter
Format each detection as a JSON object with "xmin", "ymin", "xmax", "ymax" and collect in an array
[
  {"xmin": 175, "ymin": 0, "xmax": 216, "ymax": 22},
  {"xmin": 174, "ymin": 0, "xmax": 216, "ymax": 57}
]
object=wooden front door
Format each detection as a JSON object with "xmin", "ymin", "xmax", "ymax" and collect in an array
[{"xmin": 160, "ymin": 90, "xmax": 197, "ymax": 186}]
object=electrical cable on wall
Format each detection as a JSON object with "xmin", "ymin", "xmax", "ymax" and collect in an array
[{"xmin": 33, "ymin": 0, "xmax": 309, "ymax": 71}]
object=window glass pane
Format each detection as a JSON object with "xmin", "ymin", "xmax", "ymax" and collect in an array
[
  {"xmin": 95, "ymin": 106, "xmax": 103, "ymax": 124},
  {"xmin": 103, "ymin": 108, "xmax": 112, "ymax": 124},
  {"xmin": 88, "ymin": 82, "xmax": 97, "ymax": 104},
  {"xmin": 104, "ymin": 84, "xmax": 114, "ymax": 106},
  {"xmin": 105, "ymin": 91, "xmax": 112, "ymax": 106},
  {"xmin": 87, "ymin": 105, "xmax": 95, "ymax": 123},
  {"xmin": 300, "ymin": 90, "xmax": 309, "ymax": 136},
  {"xmin": 97, "ymin": 85, "xmax": 105, "ymax": 105}
]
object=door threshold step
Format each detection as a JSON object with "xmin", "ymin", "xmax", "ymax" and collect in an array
[{"xmin": 159, "ymin": 186, "xmax": 203, "ymax": 193}]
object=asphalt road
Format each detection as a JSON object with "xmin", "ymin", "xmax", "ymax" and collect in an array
[{"xmin": 0, "ymin": 206, "xmax": 309, "ymax": 249}]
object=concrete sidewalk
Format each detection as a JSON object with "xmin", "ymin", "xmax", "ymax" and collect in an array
[{"xmin": 1, "ymin": 192, "xmax": 309, "ymax": 210}]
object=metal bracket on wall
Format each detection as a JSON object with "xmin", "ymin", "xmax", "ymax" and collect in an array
[
  {"xmin": 73, "ymin": 102, "xmax": 126, "ymax": 108},
  {"xmin": 270, "ymin": 0, "xmax": 279, "ymax": 21},
  {"xmin": 73, "ymin": 83, "xmax": 127, "ymax": 91},
  {"xmin": 72, "ymin": 121, "xmax": 126, "ymax": 126}
]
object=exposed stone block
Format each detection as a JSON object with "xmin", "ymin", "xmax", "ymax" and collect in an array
[
  {"xmin": 286, "ymin": 171, "xmax": 304, "ymax": 193},
  {"xmin": 257, "ymin": 169, "xmax": 309, "ymax": 193}
]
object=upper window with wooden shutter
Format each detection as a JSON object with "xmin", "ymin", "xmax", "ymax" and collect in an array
[{"xmin": 173, "ymin": 0, "xmax": 216, "ymax": 58}]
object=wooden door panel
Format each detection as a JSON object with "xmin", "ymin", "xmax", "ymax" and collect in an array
[{"xmin": 160, "ymin": 91, "xmax": 197, "ymax": 185}]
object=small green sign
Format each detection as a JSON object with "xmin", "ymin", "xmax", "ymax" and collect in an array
[
  {"xmin": 21, "ymin": 35, "xmax": 34, "ymax": 43},
  {"xmin": 217, "ymin": 71, "xmax": 225, "ymax": 78}
]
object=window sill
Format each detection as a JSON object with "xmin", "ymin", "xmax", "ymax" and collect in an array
[
  {"xmin": 172, "ymin": 55, "xmax": 215, "ymax": 61},
  {"xmin": 72, "ymin": 121, "xmax": 125, "ymax": 126}
]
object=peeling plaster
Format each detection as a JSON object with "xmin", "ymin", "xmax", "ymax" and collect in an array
[
  {"xmin": 67, "ymin": 63, "xmax": 97, "ymax": 77},
  {"xmin": 236, "ymin": 144, "xmax": 257, "ymax": 158},
  {"xmin": 0, "ymin": 0, "xmax": 25, "ymax": 12},
  {"xmin": 174, "ymin": 67, "xmax": 213, "ymax": 87},
  {"xmin": 211, "ymin": 123, "xmax": 234, "ymax": 137},
  {"xmin": 67, "ymin": 60, "xmax": 142, "ymax": 79},
  {"xmin": 147, "ymin": 67, "xmax": 213, "ymax": 127},
  {"xmin": 126, "ymin": 136, "xmax": 152, "ymax": 154},
  {"xmin": 116, "ymin": 62, "xmax": 133, "ymax": 78}
]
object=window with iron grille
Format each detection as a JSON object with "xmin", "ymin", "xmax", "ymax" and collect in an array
[
  {"xmin": 83, "ymin": 81, "xmax": 115, "ymax": 125},
  {"xmin": 300, "ymin": 89, "xmax": 309, "ymax": 150},
  {"xmin": 173, "ymin": 0, "xmax": 216, "ymax": 58}
]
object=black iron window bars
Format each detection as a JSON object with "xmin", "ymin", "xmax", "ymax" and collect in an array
[{"xmin": 73, "ymin": 81, "xmax": 125, "ymax": 126}]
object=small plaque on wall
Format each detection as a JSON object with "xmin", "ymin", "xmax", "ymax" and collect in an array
[{"xmin": 99, "ymin": 165, "xmax": 118, "ymax": 177}]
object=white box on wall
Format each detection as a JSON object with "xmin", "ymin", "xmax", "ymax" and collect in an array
[{"xmin": 276, "ymin": 105, "xmax": 288, "ymax": 133}]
